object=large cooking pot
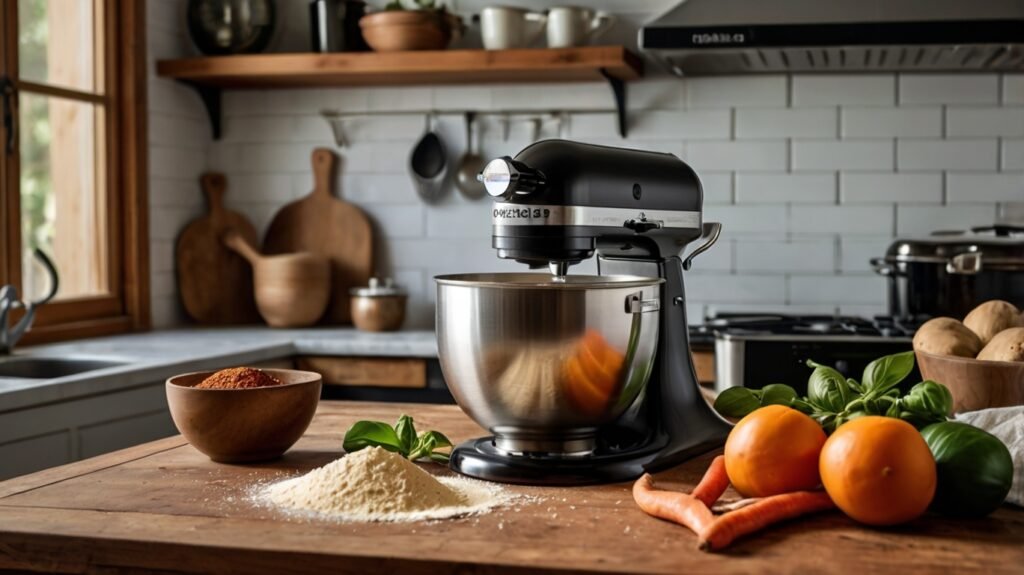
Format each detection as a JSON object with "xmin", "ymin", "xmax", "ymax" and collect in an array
[
  {"xmin": 872, "ymin": 225, "xmax": 1024, "ymax": 320},
  {"xmin": 435, "ymin": 273, "xmax": 662, "ymax": 455}
]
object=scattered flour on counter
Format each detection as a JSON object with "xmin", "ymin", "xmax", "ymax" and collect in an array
[{"xmin": 257, "ymin": 446, "xmax": 513, "ymax": 522}]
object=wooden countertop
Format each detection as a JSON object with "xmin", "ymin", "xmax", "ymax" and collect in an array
[{"xmin": 0, "ymin": 401, "xmax": 1021, "ymax": 574}]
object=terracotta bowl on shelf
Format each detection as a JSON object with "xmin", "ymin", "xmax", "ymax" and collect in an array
[
  {"xmin": 359, "ymin": 10, "xmax": 461, "ymax": 51},
  {"xmin": 916, "ymin": 350, "xmax": 1024, "ymax": 413},
  {"xmin": 166, "ymin": 368, "xmax": 322, "ymax": 463}
]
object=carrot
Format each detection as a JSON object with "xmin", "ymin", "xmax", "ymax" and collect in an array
[
  {"xmin": 698, "ymin": 490, "xmax": 835, "ymax": 552},
  {"xmin": 691, "ymin": 455, "xmax": 730, "ymax": 507},
  {"xmin": 632, "ymin": 474, "xmax": 714, "ymax": 535}
]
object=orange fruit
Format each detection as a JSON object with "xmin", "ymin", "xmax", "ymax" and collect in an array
[
  {"xmin": 819, "ymin": 416, "xmax": 936, "ymax": 526},
  {"xmin": 724, "ymin": 405, "xmax": 827, "ymax": 497}
]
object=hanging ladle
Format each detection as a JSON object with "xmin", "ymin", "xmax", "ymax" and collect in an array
[{"xmin": 455, "ymin": 112, "xmax": 487, "ymax": 199}]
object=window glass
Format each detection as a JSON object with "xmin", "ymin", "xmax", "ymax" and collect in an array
[
  {"xmin": 17, "ymin": 0, "xmax": 101, "ymax": 94},
  {"xmin": 19, "ymin": 92, "xmax": 107, "ymax": 300}
]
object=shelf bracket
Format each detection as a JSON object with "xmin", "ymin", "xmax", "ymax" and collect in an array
[
  {"xmin": 599, "ymin": 69, "xmax": 628, "ymax": 139},
  {"xmin": 181, "ymin": 82, "xmax": 222, "ymax": 140}
]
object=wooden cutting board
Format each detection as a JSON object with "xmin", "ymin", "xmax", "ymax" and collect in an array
[
  {"xmin": 175, "ymin": 173, "xmax": 260, "ymax": 325},
  {"xmin": 263, "ymin": 148, "xmax": 373, "ymax": 325}
]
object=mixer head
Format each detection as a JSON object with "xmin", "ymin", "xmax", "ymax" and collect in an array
[{"xmin": 479, "ymin": 140, "xmax": 706, "ymax": 274}]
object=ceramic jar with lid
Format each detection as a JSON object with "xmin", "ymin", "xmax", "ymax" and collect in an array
[{"xmin": 350, "ymin": 277, "xmax": 407, "ymax": 332}]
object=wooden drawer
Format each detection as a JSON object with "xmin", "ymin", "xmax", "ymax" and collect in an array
[
  {"xmin": 296, "ymin": 356, "xmax": 427, "ymax": 389},
  {"xmin": 692, "ymin": 350, "xmax": 715, "ymax": 385}
]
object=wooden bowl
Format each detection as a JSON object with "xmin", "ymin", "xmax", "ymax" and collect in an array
[
  {"xmin": 166, "ymin": 369, "xmax": 322, "ymax": 463},
  {"xmin": 359, "ymin": 10, "xmax": 452, "ymax": 51},
  {"xmin": 252, "ymin": 253, "xmax": 330, "ymax": 328},
  {"xmin": 916, "ymin": 350, "xmax": 1024, "ymax": 413}
]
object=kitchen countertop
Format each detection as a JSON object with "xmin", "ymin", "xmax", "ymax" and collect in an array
[
  {"xmin": 0, "ymin": 401, "xmax": 1020, "ymax": 574},
  {"xmin": 0, "ymin": 327, "xmax": 437, "ymax": 412}
]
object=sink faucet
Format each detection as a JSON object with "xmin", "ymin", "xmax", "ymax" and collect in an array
[{"xmin": 0, "ymin": 249, "xmax": 59, "ymax": 354}]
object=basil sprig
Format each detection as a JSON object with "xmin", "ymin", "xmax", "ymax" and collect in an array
[
  {"xmin": 343, "ymin": 414, "xmax": 453, "ymax": 463},
  {"xmin": 713, "ymin": 351, "xmax": 953, "ymax": 433}
]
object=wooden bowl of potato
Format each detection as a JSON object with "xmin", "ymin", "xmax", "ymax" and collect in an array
[{"xmin": 913, "ymin": 300, "xmax": 1024, "ymax": 413}]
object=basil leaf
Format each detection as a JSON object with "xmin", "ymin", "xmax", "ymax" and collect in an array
[
  {"xmin": 421, "ymin": 430, "xmax": 453, "ymax": 450},
  {"xmin": 902, "ymin": 380, "xmax": 953, "ymax": 419},
  {"xmin": 713, "ymin": 387, "xmax": 762, "ymax": 418},
  {"xmin": 861, "ymin": 351, "xmax": 915, "ymax": 396},
  {"xmin": 409, "ymin": 431, "xmax": 453, "ymax": 462},
  {"xmin": 760, "ymin": 384, "xmax": 798, "ymax": 407},
  {"xmin": 428, "ymin": 451, "xmax": 451, "ymax": 464},
  {"xmin": 343, "ymin": 421, "xmax": 403, "ymax": 454},
  {"xmin": 806, "ymin": 360, "xmax": 854, "ymax": 413},
  {"xmin": 395, "ymin": 414, "xmax": 417, "ymax": 455},
  {"xmin": 789, "ymin": 398, "xmax": 816, "ymax": 415}
]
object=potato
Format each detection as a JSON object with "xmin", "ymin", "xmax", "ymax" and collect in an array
[
  {"xmin": 963, "ymin": 300, "xmax": 1023, "ymax": 346},
  {"xmin": 913, "ymin": 317, "xmax": 983, "ymax": 358},
  {"xmin": 977, "ymin": 327, "xmax": 1024, "ymax": 362}
]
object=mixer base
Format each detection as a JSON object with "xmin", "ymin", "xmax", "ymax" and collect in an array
[{"xmin": 449, "ymin": 437, "xmax": 667, "ymax": 486}]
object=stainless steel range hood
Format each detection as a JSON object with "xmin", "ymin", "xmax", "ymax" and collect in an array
[{"xmin": 639, "ymin": 0, "xmax": 1024, "ymax": 75}]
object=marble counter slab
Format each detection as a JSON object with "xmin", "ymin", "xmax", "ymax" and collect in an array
[{"xmin": 0, "ymin": 327, "xmax": 437, "ymax": 413}]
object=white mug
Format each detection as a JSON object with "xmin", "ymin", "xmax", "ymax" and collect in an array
[
  {"xmin": 480, "ymin": 6, "xmax": 547, "ymax": 50},
  {"xmin": 546, "ymin": 6, "xmax": 615, "ymax": 48}
]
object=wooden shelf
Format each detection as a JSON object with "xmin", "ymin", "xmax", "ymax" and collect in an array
[
  {"xmin": 156, "ymin": 46, "xmax": 643, "ymax": 138},
  {"xmin": 156, "ymin": 46, "xmax": 641, "ymax": 87}
]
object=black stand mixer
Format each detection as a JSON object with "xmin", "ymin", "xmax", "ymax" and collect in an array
[{"xmin": 436, "ymin": 140, "xmax": 730, "ymax": 485}]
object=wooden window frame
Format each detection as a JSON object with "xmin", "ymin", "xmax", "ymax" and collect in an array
[{"xmin": 0, "ymin": 0, "xmax": 149, "ymax": 345}]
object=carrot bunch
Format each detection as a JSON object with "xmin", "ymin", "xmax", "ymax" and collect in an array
[{"xmin": 632, "ymin": 456, "xmax": 835, "ymax": 552}]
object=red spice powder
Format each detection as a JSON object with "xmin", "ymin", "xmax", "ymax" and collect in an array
[{"xmin": 196, "ymin": 367, "xmax": 283, "ymax": 389}]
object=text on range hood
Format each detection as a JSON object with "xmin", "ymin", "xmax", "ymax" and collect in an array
[{"xmin": 639, "ymin": 0, "xmax": 1024, "ymax": 75}]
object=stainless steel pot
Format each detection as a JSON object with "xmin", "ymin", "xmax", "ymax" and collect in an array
[
  {"xmin": 435, "ymin": 273, "xmax": 662, "ymax": 455},
  {"xmin": 872, "ymin": 225, "xmax": 1024, "ymax": 319}
]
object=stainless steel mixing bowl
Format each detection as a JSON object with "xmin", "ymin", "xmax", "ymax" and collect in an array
[{"xmin": 435, "ymin": 273, "xmax": 663, "ymax": 455}]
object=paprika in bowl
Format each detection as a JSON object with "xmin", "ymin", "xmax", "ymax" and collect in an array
[{"xmin": 166, "ymin": 368, "xmax": 322, "ymax": 463}]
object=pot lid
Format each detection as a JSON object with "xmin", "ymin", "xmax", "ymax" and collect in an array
[
  {"xmin": 434, "ymin": 273, "xmax": 664, "ymax": 289},
  {"xmin": 350, "ymin": 277, "xmax": 406, "ymax": 297},
  {"xmin": 883, "ymin": 225, "xmax": 1024, "ymax": 267}
]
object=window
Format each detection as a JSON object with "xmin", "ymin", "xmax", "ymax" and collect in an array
[{"xmin": 1, "ymin": 0, "xmax": 148, "ymax": 343}]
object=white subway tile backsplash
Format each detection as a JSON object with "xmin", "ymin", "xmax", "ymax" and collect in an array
[
  {"xmin": 735, "ymin": 173, "xmax": 836, "ymax": 204},
  {"xmin": 570, "ymin": 110, "xmax": 729, "ymax": 140},
  {"xmin": 839, "ymin": 238, "xmax": 892, "ymax": 273},
  {"xmin": 1004, "ymin": 139, "xmax": 1024, "ymax": 170},
  {"xmin": 361, "ymin": 204, "xmax": 426, "ymax": 239},
  {"xmin": 687, "ymin": 275, "xmax": 787, "ymax": 304},
  {"xmin": 896, "ymin": 205, "xmax": 999, "ymax": 236},
  {"xmin": 947, "ymin": 107, "xmax": 1024, "ymax": 138},
  {"xmin": 792, "ymin": 140, "xmax": 894, "ymax": 171},
  {"xmin": 792, "ymin": 75, "xmax": 895, "ymax": 106},
  {"xmin": 790, "ymin": 205, "xmax": 895, "ymax": 235},
  {"xmin": 735, "ymin": 240, "xmax": 835, "ymax": 273},
  {"xmin": 149, "ymin": 146, "xmax": 207, "ymax": 179},
  {"xmin": 685, "ymin": 76, "xmax": 788, "ymax": 108},
  {"xmin": 425, "ymin": 202, "xmax": 493, "ymax": 238},
  {"xmin": 735, "ymin": 108, "xmax": 837, "ymax": 139},
  {"xmin": 841, "ymin": 107, "xmax": 942, "ymax": 138},
  {"xmin": 897, "ymin": 139, "xmax": 999, "ymax": 171},
  {"xmin": 699, "ymin": 172, "xmax": 733, "ymax": 205},
  {"xmin": 491, "ymin": 82, "xmax": 612, "ymax": 111},
  {"xmin": 340, "ymin": 174, "xmax": 417, "ymax": 204},
  {"xmin": 687, "ymin": 141, "xmax": 788, "ymax": 172},
  {"xmin": 947, "ymin": 173, "xmax": 1024, "ymax": 203},
  {"xmin": 899, "ymin": 74, "xmax": 1000, "ymax": 105},
  {"xmin": 1006, "ymin": 75, "xmax": 1024, "ymax": 104},
  {"xmin": 626, "ymin": 78, "xmax": 685, "ymax": 111},
  {"xmin": 705, "ymin": 205, "xmax": 787, "ymax": 234},
  {"xmin": 840, "ymin": 173, "xmax": 943, "ymax": 204},
  {"xmin": 790, "ymin": 275, "xmax": 886, "ymax": 305}
]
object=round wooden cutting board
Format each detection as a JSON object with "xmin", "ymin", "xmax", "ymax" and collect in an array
[
  {"xmin": 263, "ymin": 148, "xmax": 373, "ymax": 325},
  {"xmin": 175, "ymin": 173, "xmax": 261, "ymax": 325}
]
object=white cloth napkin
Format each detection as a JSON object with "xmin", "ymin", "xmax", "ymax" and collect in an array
[{"xmin": 955, "ymin": 406, "xmax": 1024, "ymax": 507}]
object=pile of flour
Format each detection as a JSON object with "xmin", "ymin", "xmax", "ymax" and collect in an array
[{"xmin": 260, "ymin": 446, "xmax": 509, "ymax": 522}]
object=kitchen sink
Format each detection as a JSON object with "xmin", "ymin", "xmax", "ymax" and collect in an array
[{"xmin": 0, "ymin": 357, "xmax": 127, "ymax": 379}]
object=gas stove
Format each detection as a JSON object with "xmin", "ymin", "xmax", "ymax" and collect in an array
[{"xmin": 698, "ymin": 313, "xmax": 921, "ymax": 394}]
